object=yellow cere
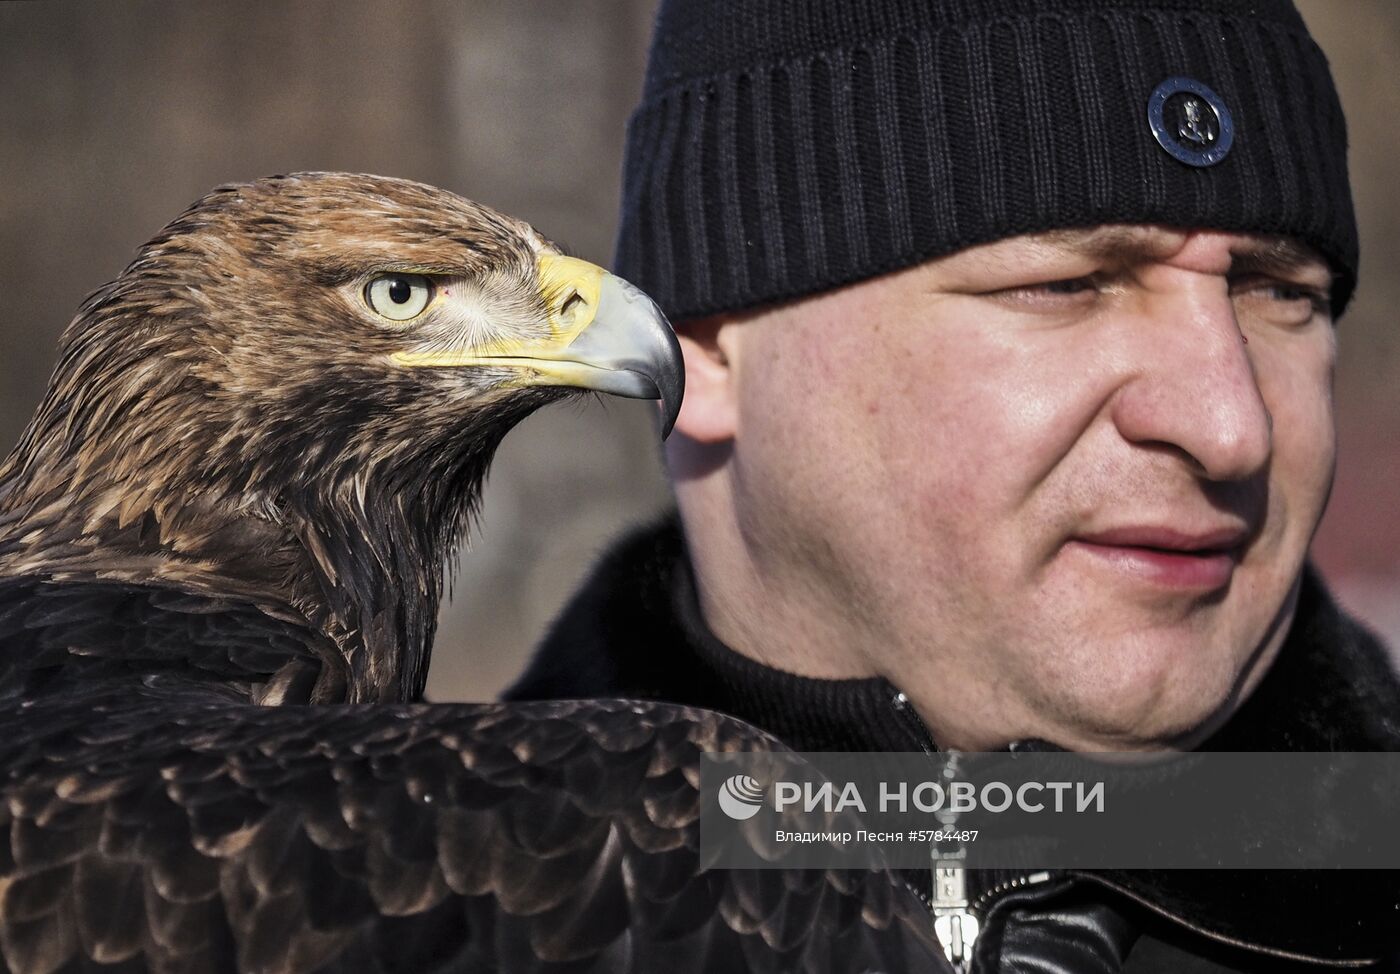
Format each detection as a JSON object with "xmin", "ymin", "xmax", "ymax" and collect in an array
[{"xmin": 536, "ymin": 254, "xmax": 605, "ymax": 340}]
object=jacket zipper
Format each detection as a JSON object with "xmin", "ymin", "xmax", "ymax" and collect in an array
[
  {"xmin": 914, "ymin": 865, "xmax": 1057, "ymax": 973},
  {"xmin": 890, "ymin": 691, "xmax": 1054, "ymax": 974},
  {"xmin": 890, "ymin": 691, "xmax": 982, "ymax": 972}
]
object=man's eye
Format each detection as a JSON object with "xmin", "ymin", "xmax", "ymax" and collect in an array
[
  {"xmin": 1231, "ymin": 279, "xmax": 1331, "ymax": 325},
  {"xmin": 1036, "ymin": 277, "xmax": 1096, "ymax": 295},
  {"xmin": 1265, "ymin": 283, "xmax": 1328, "ymax": 306},
  {"xmin": 989, "ymin": 276, "xmax": 1098, "ymax": 310}
]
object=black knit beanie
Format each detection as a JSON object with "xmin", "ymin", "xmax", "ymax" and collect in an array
[{"xmin": 614, "ymin": 0, "xmax": 1358, "ymax": 320}]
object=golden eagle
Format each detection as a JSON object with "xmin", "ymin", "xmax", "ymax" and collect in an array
[{"xmin": 0, "ymin": 174, "xmax": 941, "ymax": 973}]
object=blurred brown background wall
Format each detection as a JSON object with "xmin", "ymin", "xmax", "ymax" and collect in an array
[{"xmin": 1, "ymin": 0, "xmax": 1396, "ymax": 700}]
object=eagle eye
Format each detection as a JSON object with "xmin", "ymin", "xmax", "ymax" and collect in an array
[{"xmin": 365, "ymin": 274, "xmax": 433, "ymax": 321}]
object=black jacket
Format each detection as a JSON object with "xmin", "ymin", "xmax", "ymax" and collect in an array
[{"xmin": 507, "ymin": 518, "xmax": 1400, "ymax": 973}]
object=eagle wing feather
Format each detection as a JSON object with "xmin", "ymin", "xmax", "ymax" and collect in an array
[{"xmin": 0, "ymin": 620, "xmax": 945, "ymax": 974}]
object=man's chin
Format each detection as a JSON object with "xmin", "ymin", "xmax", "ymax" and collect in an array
[
  {"xmin": 1025, "ymin": 640, "xmax": 1263, "ymax": 751},
  {"xmin": 1007, "ymin": 568, "xmax": 1303, "ymax": 750}
]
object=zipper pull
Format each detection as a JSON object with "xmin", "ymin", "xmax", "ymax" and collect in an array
[{"xmin": 932, "ymin": 860, "xmax": 980, "ymax": 973}]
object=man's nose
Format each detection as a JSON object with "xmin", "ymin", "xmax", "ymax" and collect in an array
[{"xmin": 1109, "ymin": 282, "xmax": 1272, "ymax": 482}]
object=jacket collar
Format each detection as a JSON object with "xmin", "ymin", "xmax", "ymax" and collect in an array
[{"xmin": 509, "ymin": 517, "xmax": 928, "ymax": 750}]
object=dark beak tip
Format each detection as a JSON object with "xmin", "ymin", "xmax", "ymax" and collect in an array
[
  {"xmin": 650, "ymin": 378, "xmax": 681, "ymax": 440},
  {"xmin": 658, "ymin": 319, "xmax": 684, "ymax": 441},
  {"xmin": 660, "ymin": 368, "xmax": 683, "ymax": 441}
]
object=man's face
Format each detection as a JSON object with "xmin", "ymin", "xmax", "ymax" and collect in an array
[{"xmin": 704, "ymin": 226, "xmax": 1337, "ymax": 750}]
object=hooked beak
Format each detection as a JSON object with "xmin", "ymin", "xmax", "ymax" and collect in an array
[{"xmin": 390, "ymin": 255, "xmax": 684, "ymax": 438}]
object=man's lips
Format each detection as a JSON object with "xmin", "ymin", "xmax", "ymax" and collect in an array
[{"xmin": 1067, "ymin": 525, "xmax": 1249, "ymax": 590}]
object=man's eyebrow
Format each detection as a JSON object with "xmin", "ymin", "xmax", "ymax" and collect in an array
[
  {"xmin": 957, "ymin": 227, "xmax": 1167, "ymax": 276},
  {"xmin": 1031, "ymin": 227, "xmax": 1332, "ymax": 278},
  {"xmin": 1228, "ymin": 237, "xmax": 1333, "ymax": 280},
  {"xmin": 1032, "ymin": 226, "xmax": 1177, "ymax": 263}
]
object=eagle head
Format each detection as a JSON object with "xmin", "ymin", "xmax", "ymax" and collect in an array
[{"xmin": 0, "ymin": 172, "xmax": 682, "ymax": 701}]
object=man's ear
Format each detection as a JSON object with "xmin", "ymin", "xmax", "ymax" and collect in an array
[{"xmin": 671, "ymin": 314, "xmax": 739, "ymax": 444}]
